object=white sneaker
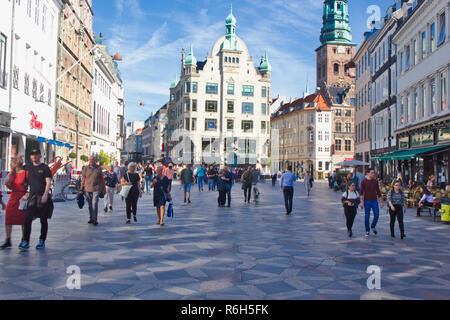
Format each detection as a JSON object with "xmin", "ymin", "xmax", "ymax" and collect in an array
[{"xmin": 366, "ymin": 232, "xmax": 370, "ymax": 237}]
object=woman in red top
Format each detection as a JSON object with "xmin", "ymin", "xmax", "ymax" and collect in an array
[{"xmin": 1, "ymin": 154, "xmax": 29, "ymax": 249}]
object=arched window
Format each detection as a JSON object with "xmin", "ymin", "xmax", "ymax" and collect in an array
[
  {"xmin": 232, "ymin": 57, "xmax": 235, "ymax": 63},
  {"xmin": 225, "ymin": 57, "xmax": 228, "ymax": 62},
  {"xmin": 236, "ymin": 58, "xmax": 239, "ymax": 63},
  {"xmin": 334, "ymin": 63, "xmax": 340, "ymax": 75}
]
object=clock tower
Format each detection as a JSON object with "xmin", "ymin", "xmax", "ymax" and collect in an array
[{"xmin": 316, "ymin": 0, "xmax": 356, "ymax": 90}]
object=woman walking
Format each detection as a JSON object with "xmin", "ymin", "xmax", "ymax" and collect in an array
[
  {"xmin": 104, "ymin": 164, "xmax": 119, "ymax": 213},
  {"xmin": 387, "ymin": 181, "xmax": 407, "ymax": 239},
  {"xmin": 151, "ymin": 166, "xmax": 171, "ymax": 226},
  {"xmin": 1, "ymin": 154, "xmax": 28, "ymax": 249},
  {"xmin": 121, "ymin": 162, "xmax": 142, "ymax": 224},
  {"xmin": 341, "ymin": 182, "xmax": 360, "ymax": 238},
  {"xmin": 304, "ymin": 172, "xmax": 312, "ymax": 197},
  {"xmin": 217, "ymin": 169, "xmax": 227, "ymax": 207}
]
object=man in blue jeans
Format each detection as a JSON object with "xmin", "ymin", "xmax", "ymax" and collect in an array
[
  {"xmin": 281, "ymin": 166, "xmax": 296, "ymax": 215},
  {"xmin": 360, "ymin": 169, "xmax": 383, "ymax": 237}
]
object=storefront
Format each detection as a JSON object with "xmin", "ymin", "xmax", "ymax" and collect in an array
[
  {"xmin": 374, "ymin": 122, "xmax": 450, "ymax": 187},
  {"xmin": 0, "ymin": 111, "xmax": 11, "ymax": 171}
]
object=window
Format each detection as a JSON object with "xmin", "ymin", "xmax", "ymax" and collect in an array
[
  {"xmin": 430, "ymin": 23, "xmax": 436, "ymax": 53},
  {"xmin": 441, "ymin": 72, "xmax": 447, "ymax": 112},
  {"xmin": 325, "ymin": 114, "xmax": 330, "ymax": 123},
  {"xmin": 185, "ymin": 99, "xmax": 190, "ymax": 112},
  {"xmin": 335, "ymin": 109, "xmax": 342, "ymax": 116},
  {"xmin": 318, "ymin": 131, "xmax": 323, "ymax": 141},
  {"xmin": 185, "ymin": 118, "xmax": 190, "ymax": 131},
  {"xmin": 335, "ymin": 139, "xmax": 342, "ymax": 151},
  {"xmin": 431, "ymin": 79, "xmax": 436, "ymax": 114},
  {"xmin": 186, "ymin": 82, "xmax": 191, "ymax": 93},
  {"xmin": 400, "ymin": 52, "xmax": 403, "ymax": 73},
  {"xmin": 192, "ymin": 99, "xmax": 197, "ymax": 112},
  {"xmin": 35, "ymin": 0, "xmax": 39, "ymax": 25},
  {"xmin": 422, "ymin": 31, "xmax": 427, "ymax": 59},
  {"xmin": 205, "ymin": 100, "xmax": 218, "ymax": 112},
  {"xmin": 262, "ymin": 86, "xmax": 267, "ymax": 97},
  {"xmin": 27, "ymin": 0, "xmax": 32, "ymax": 17},
  {"xmin": 261, "ymin": 103, "xmax": 267, "ymax": 115},
  {"xmin": 227, "ymin": 119, "xmax": 234, "ymax": 131},
  {"xmin": 336, "ymin": 122, "xmax": 342, "ymax": 132},
  {"xmin": 345, "ymin": 140, "xmax": 352, "ymax": 152},
  {"xmin": 205, "ymin": 119, "xmax": 217, "ymax": 131},
  {"xmin": 414, "ymin": 89, "xmax": 418, "ymax": 120},
  {"xmin": 206, "ymin": 83, "xmax": 218, "ymax": 94},
  {"xmin": 0, "ymin": 34, "xmax": 6, "ymax": 88},
  {"xmin": 242, "ymin": 102, "xmax": 254, "ymax": 115},
  {"xmin": 42, "ymin": 5, "xmax": 47, "ymax": 32},
  {"xmin": 242, "ymin": 120, "xmax": 253, "ymax": 133},
  {"xmin": 261, "ymin": 121, "xmax": 267, "ymax": 134},
  {"xmin": 414, "ymin": 39, "xmax": 418, "ymax": 65},
  {"xmin": 318, "ymin": 114, "xmax": 323, "ymax": 123},
  {"xmin": 421, "ymin": 84, "xmax": 426, "ymax": 117},
  {"xmin": 227, "ymin": 83, "xmax": 234, "ymax": 95},
  {"xmin": 242, "ymin": 85, "xmax": 254, "ymax": 96},
  {"xmin": 192, "ymin": 82, "xmax": 198, "ymax": 93},
  {"xmin": 334, "ymin": 63, "xmax": 339, "ymax": 75},
  {"xmin": 405, "ymin": 45, "xmax": 410, "ymax": 70},
  {"xmin": 227, "ymin": 101, "xmax": 234, "ymax": 113},
  {"xmin": 438, "ymin": 12, "xmax": 446, "ymax": 46},
  {"xmin": 192, "ymin": 118, "xmax": 197, "ymax": 131},
  {"xmin": 345, "ymin": 110, "xmax": 352, "ymax": 117},
  {"xmin": 345, "ymin": 123, "xmax": 351, "ymax": 133}
]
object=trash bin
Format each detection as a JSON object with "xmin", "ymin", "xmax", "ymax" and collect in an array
[{"xmin": 441, "ymin": 203, "xmax": 450, "ymax": 222}]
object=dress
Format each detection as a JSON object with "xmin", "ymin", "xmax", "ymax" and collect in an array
[
  {"xmin": 5, "ymin": 171, "xmax": 28, "ymax": 226},
  {"xmin": 153, "ymin": 176, "xmax": 169, "ymax": 207}
]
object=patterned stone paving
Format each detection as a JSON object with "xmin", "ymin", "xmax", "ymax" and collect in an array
[{"xmin": 0, "ymin": 181, "xmax": 449, "ymax": 300}]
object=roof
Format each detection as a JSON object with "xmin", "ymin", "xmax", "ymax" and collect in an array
[
  {"xmin": 323, "ymin": 86, "xmax": 351, "ymax": 106},
  {"xmin": 271, "ymin": 92, "xmax": 331, "ymax": 120}
]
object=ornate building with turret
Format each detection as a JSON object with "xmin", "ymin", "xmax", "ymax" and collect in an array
[
  {"xmin": 316, "ymin": 0, "xmax": 356, "ymax": 166},
  {"xmin": 167, "ymin": 6, "xmax": 272, "ymax": 169}
]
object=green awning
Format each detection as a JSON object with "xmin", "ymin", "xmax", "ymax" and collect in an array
[{"xmin": 373, "ymin": 145, "xmax": 449, "ymax": 161}]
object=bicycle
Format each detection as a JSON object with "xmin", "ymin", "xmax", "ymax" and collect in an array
[{"xmin": 62, "ymin": 176, "xmax": 82, "ymax": 201}]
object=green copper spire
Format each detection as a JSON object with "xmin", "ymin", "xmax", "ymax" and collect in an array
[
  {"xmin": 185, "ymin": 45, "xmax": 197, "ymax": 66},
  {"xmin": 222, "ymin": 4, "xmax": 241, "ymax": 51},
  {"xmin": 170, "ymin": 74, "xmax": 178, "ymax": 89},
  {"xmin": 259, "ymin": 51, "xmax": 272, "ymax": 72},
  {"xmin": 319, "ymin": 0, "xmax": 354, "ymax": 46}
]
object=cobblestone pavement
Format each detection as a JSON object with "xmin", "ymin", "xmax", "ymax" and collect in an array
[{"xmin": 0, "ymin": 181, "xmax": 449, "ymax": 300}]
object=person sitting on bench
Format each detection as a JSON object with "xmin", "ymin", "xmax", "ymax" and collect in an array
[{"xmin": 417, "ymin": 185, "xmax": 434, "ymax": 217}]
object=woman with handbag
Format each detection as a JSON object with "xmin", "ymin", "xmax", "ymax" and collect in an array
[
  {"xmin": 387, "ymin": 180, "xmax": 407, "ymax": 239},
  {"xmin": 151, "ymin": 166, "xmax": 171, "ymax": 226},
  {"xmin": 1, "ymin": 154, "xmax": 29, "ymax": 249},
  {"xmin": 121, "ymin": 162, "xmax": 142, "ymax": 224},
  {"xmin": 341, "ymin": 182, "xmax": 360, "ymax": 238}
]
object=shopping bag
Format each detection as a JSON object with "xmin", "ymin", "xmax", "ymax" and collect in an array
[{"xmin": 167, "ymin": 201, "xmax": 174, "ymax": 218}]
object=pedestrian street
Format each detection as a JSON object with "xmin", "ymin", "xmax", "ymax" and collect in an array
[{"xmin": 0, "ymin": 181, "xmax": 449, "ymax": 300}]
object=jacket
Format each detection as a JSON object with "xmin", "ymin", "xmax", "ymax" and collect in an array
[{"xmin": 81, "ymin": 165, "xmax": 105, "ymax": 193}]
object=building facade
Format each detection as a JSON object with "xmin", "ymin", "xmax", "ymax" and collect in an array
[
  {"xmin": 271, "ymin": 92, "xmax": 333, "ymax": 179},
  {"xmin": 55, "ymin": 0, "xmax": 95, "ymax": 168},
  {"xmin": 142, "ymin": 104, "xmax": 168, "ymax": 163},
  {"xmin": 167, "ymin": 7, "xmax": 271, "ymax": 169},
  {"xmin": 354, "ymin": 30, "xmax": 378, "ymax": 173},
  {"xmin": 91, "ymin": 43, "xmax": 125, "ymax": 162},
  {"xmin": 386, "ymin": 0, "xmax": 450, "ymax": 185},
  {"xmin": 316, "ymin": 0, "xmax": 356, "ymax": 167},
  {"xmin": 1, "ymin": 0, "xmax": 64, "ymax": 167}
]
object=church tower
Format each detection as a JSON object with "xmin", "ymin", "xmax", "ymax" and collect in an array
[{"xmin": 316, "ymin": 0, "xmax": 356, "ymax": 90}]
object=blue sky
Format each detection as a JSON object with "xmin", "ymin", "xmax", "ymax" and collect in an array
[{"xmin": 93, "ymin": 0, "xmax": 393, "ymax": 122}]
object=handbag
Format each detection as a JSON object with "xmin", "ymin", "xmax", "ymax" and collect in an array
[
  {"xmin": 19, "ymin": 198, "xmax": 28, "ymax": 211},
  {"xmin": 120, "ymin": 173, "xmax": 133, "ymax": 199}
]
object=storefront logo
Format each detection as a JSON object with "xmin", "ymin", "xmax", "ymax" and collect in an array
[{"xmin": 30, "ymin": 111, "xmax": 43, "ymax": 134}]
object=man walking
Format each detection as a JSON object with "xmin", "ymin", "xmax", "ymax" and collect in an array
[
  {"xmin": 180, "ymin": 164, "xmax": 194, "ymax": 204},
  {"xmin": 222, "ymin": 166, "xmax": 233, "ymax": 207},
  {"xmin": 166, "ymin": 163, "xmax": 175, "ymax": 191},
  {"xmin": 80, "ymin": 156, "xmax": 106, "ymax": 226},
  {"xmin": 304, "ymin": 171, "xmax": 312, "ymax": 197},
  {"xmin": 19, "ymin": 149, "xmax": 53, "ymax": 251},
  {"xmin": 360, "ymin": 169, "xmax": 383, "ymax": 237},
  {"xmin": 281, "ymin": 166, "xmax": 296, "ymax": 215},
  {"xmin": 241, "ymin": 167, "xmax": 255, "ymax": 203},
  {"xmin": 104, "ymin": 164, "xmax": 119, "ymax": 212}
]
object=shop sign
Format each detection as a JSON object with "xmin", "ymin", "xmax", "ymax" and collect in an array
[
  {"xmin": 438, "ymin": 127, "xmax": 450, "ymax": 143},
  {"xmin": 399, "ymin": 137, "xmax": 409, "ymax": 150},
  {"xmin": 412, "ymin": 131, "xmax": 434, "ymax": 147},
  {"xmin": 30, "ymin": 111, "xmax": 43, "ymax": 134}
]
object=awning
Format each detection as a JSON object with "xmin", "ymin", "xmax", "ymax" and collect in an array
[{"xmin": 373, "ymin": 145, "xmax": 449, "ymax": 161}]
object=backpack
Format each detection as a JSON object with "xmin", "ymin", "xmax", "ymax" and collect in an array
[{"xmin": 343, "ymin": 190, "xmax": 359, "ymax": 208}]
